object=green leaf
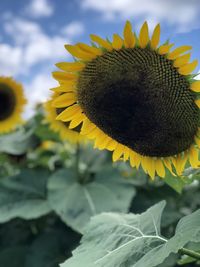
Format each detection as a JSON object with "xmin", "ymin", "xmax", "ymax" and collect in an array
[
  {"xmin": 48, "ymin": 167, "xmax": 136, "ymax": 233},
  {"xmin": 163, "ymin": 171, "xmax": 191, "ymax": 193},
  {"xmin": 61, "ymin": 201, "xmax": 200, "ymax": 267},
  {"xmin": 0, "ymin": 128, "xmax": 38, "ymax": 155},
  {"xmin": 0, "ymin": 169, "xmax": 52, "ymax": 222}
]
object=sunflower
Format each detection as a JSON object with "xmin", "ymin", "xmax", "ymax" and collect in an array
[
  {"xmin": 0, "ymin": 76, "xmax": 27, "ymax": 134},
  {"xmin": 51, "ymin": 21, "xmax": 200, "ymax": 179},
  {"xmin": 44, "ymin": 93, "xmax": 85, "ymax": 144}
]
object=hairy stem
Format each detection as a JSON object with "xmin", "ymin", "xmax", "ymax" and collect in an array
[{"xmin": 179, "ymin": 248, "xmax": 200, "ymax": 260}]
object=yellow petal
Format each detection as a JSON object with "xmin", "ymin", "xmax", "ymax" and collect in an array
[
  {"xmin": 68, "ymin": 113, "xmax": 85, "ymax": 129},
  {"xmin": 123, "ymin": 146, "xmax": 130, "ymax": 161},
  {"xmin": 168, "ymin": 45, "xmax": 192, "ymax": 60},
  {"xmin": 141, "ymin": 156, "xmax": 148, "ymax": 173},
  {"xmin": 173, "ymin": 53, "xmax": 191, "ymax": 68},
  {"xmin": 163, "ymin": 158, "xmax": 176, "ymax": 176},
  {"xmin": 90, "ymin": 34, "xmax": 113, "ymax": 51},
  {"xmin": 106, "ymin": 139, "xmax": 118, "ymax": 151},
  {"xmin": 176, "ymin": 153, "xmax": 188, "ymax": 176},
  {"xmin": 112, "ymin": 144, "xmax": 124, "ymax": 162},
  {"xmin": 50, "ymin": 84, "xmax": 75, "ymax": 93},
  {"xmin": 94, "ymin": 132, "xmax": 107, "ymax": 149},
  {"xmin": 98, "ymin": 135, "xmax": 112, "ymax": 150},
  {"xmin": 81, "ymin": 118, "xmax": 96, "ymax": 135},
  {"xmin": 129, "ymin": 151, "xmax": 142, "ymax": 169},
  {"xmin": 112, "ymin": 34, "xmax": 123, "ymax": 50},
  {"xmin": 141, "ymin": 157, "xmax": 155, "ymax": 179},
  {"xmin": 178, "ymin": 60, "xmax": 198, "ymax": 75},
  {"xmin": 86, "ymin": 127, "xmax": 100, "ymax": 139},
  {"xmin": 52, "ymin": 93, "xmax": 76, "ymax": 108},
  {"xmin": 65, "ymin": 45, "xmax": 96, "ymax": 60},
  {"xmin": 195, "ymin": 99, "xmax": 200, "ymax": 108},
  {"xmin": 139, "ymin": 22, "xmax": 149, "ymax": 49},
  {"xmin": 194, "ymin": 136, "xmax": 200, "ymax": 148},
  {"xmin": 135, "ymin": 154, "xmax": 142, "ymax": 169},
  {"xmin": 52, "ymin": 71, "xmax": 77, "ymax": 82},
  {"xmin": 150, "ymin": 24, "xmax": 160, "ymax": 49},
  {"xmin": 189, "ymin": 146, "xmax": 200, "ymax": 168},
  {"xmin": 158, "ymin": 43, "xmax": 174, "ymax": 55},
  {"xmin": 147, "ymin": 159, "xmax": 156, "ymax": 180},
  {"xmin": 77, "ymin": 43, "xmax": 102, "ymax": 56},
  {"xmin": 191, "ymin": 80, "xmax": 200, "ymax": 92},
  {"xmin": 55, "ymin": 62, "xmax": 85, "ymax": 72},
  {"xmin": 123, "ymin": 21, "xmax": 136, "ymax": 48},
  {"xmin": 56, "ymin": 104, "xmax": 80, "ymax": 121},
  {"xmin": 155, "ymin": 159, "xmax": 165, "ymax": 178},
  {"xmin": 129, "ymin": 151, "xmax": 136, "ymax": 167},
  {"xmin": 93, "ymin": 129, "xmax": 105, "ymax": 144}
]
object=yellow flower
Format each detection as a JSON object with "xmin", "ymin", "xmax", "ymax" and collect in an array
[
  {"xmin": 44, "ymin": 93, "xmax": 86, "ymax": 144},
  {"xmin": 51, "ymin": 21, "xmax": 200, "ymax": 179},
  {"xmin": 0, "ymin": 76, "xmax": 26, "ymax": 134}
]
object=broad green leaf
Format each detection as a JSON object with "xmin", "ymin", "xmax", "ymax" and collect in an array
[
  {"xmin": 48, "ymin": 167, "xmax": 136, "ymax": 232},
  {"xmin": 0, "ymin": 128, "xmax": 37, "ymax": 155},
  {"xmin": 163, "ymin": 171, "xmax": 192, "ymax": 194},
  {"xmin": 61, "ymin": 201, "xmax": 200, "ymax": 267},
  {"xmin": 0, "ymin": 169, "xmax": 52, "ymax": 222},
  {"xmin": 60, "ymin": 201, "xmax": 166, "ymax": 267}
]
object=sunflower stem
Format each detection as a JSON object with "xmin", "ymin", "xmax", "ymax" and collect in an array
[{"xmin": 179, "ymin": 248, "xmax": 200, "ymax": 260}]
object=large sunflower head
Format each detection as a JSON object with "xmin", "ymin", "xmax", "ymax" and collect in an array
[
  {"xmin": 0, "ymin": 76, "xmax": 27, "ymax": 134},
  {"xmin": 52, "ymin": 21, "xmax": 200, "ymax": 179},
  {"xmin": 44, "ymin": 93, "xmax": 86, "ymax": 144}
]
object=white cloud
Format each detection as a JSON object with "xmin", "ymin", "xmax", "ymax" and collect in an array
[
  {"xmin": 61, "ymin": 21, "xmax": 85, "ymax": 38},
  {"xmin": 4, "ymin": 18, "xmax": 41, "ymax": 45},
  {"xmin": 81, "ymin": 0, "xmax": 200, "ymax": 32},
  {"xmin": 24, "ymin": 35, "xmax": 68, "ymax": 66},
  {"xmin": 1, "ymin": 17, "xmax": 70, "ymax": 76},
  {"xmin": 0, "ymin": 44, "xmax": 23, "ymax": 76},
  {"xmin": 25, "ymin": 0, "xmax": 54, "ymax": 18},
  {"xmin": 24, "ymin": 73, "xmax": 57, "ymax": 118},
  {"xmin": 2, "ymin": 18, "xmax": 86, "ymax": 75},
  {"xmin": 1, "ymin": 16, "xmax": 85, "ymax": 117},
  {"xmin": 194, "ymin": 70, "xmax": 200, "ymax": 80}
]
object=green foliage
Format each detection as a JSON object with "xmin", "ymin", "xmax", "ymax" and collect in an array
[
  {"xmin": 163, "ymin": 171, "xmax": 193, "ymax": 194},
  {"xmin": 48, "ymin": 167, "xmax": 136, "ymax": 232},
  {"xmin": 61, "ymin": 201, "xmax": 200, "ymax": 267},
  {"xmin": 0, "ymin": 127, "xmax": 38, "ymax": 155},
  {"xmin": 0, "ymin": 108, "xmax": 200, "ymax": 267},
  {"xmin": 0, "ymin": 217, "xmax": 81, "ymax": 267},
  {"xmin": 0, "ymin": 169, "xmax": 51, "ymax": 222}
]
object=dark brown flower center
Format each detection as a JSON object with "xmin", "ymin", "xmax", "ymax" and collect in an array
[
  {"xmin": 77, "ymin": 47, "xmax": 199, "ymax": 157},
  {"xmin": 0, "ymin": 83, "xmax": 16, "ymax": 121}
]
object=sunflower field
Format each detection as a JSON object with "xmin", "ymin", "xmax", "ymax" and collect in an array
[{"xmin": 0, "ymin": 19, "xmax": 200, "ymax": 267}]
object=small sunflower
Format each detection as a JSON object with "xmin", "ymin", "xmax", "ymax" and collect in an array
[
  {"xmin": 52, "ymin": 21, "xmax": 200, "ymax": 179},
  {"xmin": 0, "ymin": 76, "xmax": 26, "ymax": 134},
  {"xmin": 44, "ymin": 93, "xmax": 85, "ymax": 144}
]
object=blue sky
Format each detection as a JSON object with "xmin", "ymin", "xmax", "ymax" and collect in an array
[{"xmin": 1, "ymin": 0, "xmax": 200, "ymax": 117}]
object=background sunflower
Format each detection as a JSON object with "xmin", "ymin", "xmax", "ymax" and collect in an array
[
  {"xmin": 0, "ymin": 77, "xmax": 27, "ymax": 134},
  {"xmin": 44, "ymin": 93, "xmax": 86, "ymax": 144}
]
